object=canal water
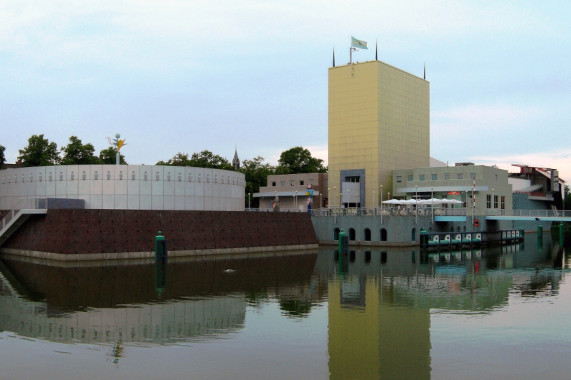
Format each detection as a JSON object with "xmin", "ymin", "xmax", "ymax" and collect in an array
[{"xmin": 0, "ymin": 233, "xmax": 570, "ymax": 379}]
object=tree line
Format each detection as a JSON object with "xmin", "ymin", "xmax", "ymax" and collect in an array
[{"xmin": 0, "ymin": 135, "xmax": 326, "ymax": 208}]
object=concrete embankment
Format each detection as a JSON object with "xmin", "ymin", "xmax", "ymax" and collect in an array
[{"xmin": 0, "ymin": 209, "xmax": 318, "ymax": 261}]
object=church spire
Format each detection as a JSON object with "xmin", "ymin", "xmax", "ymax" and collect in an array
[{"xmin": 232, "ymin": 147, "xmax": 240, "ymax": 170}]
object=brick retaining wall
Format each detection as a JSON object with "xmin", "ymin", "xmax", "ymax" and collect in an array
[{"xmin": 1, "ymin": 209, "xmax": 317, "ymax": 256}]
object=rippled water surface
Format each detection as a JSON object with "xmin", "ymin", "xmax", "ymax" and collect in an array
[{"xmin": 1, "ymin": 233, "xmax": 570, "ymax": 379}]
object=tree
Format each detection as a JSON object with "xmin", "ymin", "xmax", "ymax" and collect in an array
[
  {"xmin": 564, "ymin": 185, "xmax": 571, "ymax": 210},
  {"xmin": 240, "ymin": 156, "xmax": 275, "ymax": 208},
  {"xmin": 0, "ymin": 144, "xmax": 5, "ymax": 168},
  {"xmin": 156, "ymin": 152, "xmax": 192, "ymax": 166},
  {"xmin": 18, "ymin": 134, "xmax": 60, "ymax": 167},
  {"xmin": 60, "ymin": 136, "xmax": 99, "ymax": 165},
  {"xmin": 99, "ymin": 147, "xmax": 127, "ymax": 164},
  {"xmin": 189, "ymin": 150, "xmax": 233, "ymax": 169},
  {"xmin": 276, "ymin": 146, "xmax": 327, "ymax": 174}
]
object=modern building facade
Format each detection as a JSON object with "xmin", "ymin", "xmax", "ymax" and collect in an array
[
  {"xmin": 255, "ymin": 173, "xmax": 328, "ymax": 211},
  {"xmin": 328, "ymin": 60, "xmax": 430, "ymax": 209},
  {"xmin": 0, "ymin": 165, "xmax": 245, "ymax": 211},
  {"xmin": 392, "ymin": 163, "xmax": 513, "ymax": 216}
]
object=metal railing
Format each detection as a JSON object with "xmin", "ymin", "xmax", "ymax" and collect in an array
[{"xmin": 1, "ymin": 197, "xmax": 48, "ymax": 231}]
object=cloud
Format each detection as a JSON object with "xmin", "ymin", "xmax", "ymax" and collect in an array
[{"xmin": 469, "ymin": 149, "xmax": 571, "ymax": 184}]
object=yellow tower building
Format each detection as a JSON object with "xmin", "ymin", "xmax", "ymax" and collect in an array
[{"xmin": 328, "ymin": 60, "xmax": 430, "ymax": 207}]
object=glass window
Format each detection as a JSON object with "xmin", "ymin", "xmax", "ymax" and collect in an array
[
  {"xmin": 396, "ymin": 176, "xmax": 402, "ymax": 183},
  {"xmin": 300, "ymin": 180, "xmax": 304, "ymax": 186},
  {"xmin": 280, "ymin": 180, "xmax": 285, "ymax": 186},
  {"xmin": 470, "ymin": 173, "xmax": 477, "ymax": 180},
  {"xmin": 501, "ymin": 196, "xmax": 505, "ymax": 209},
  {"xmin": 272, "ymin": 181, "xmax": 276, "ymax": 186},
  {"xmin": 408, "ymin": 175, "xmax": 413, "ymax": 181},
  {"xmin": 444, "ymin": 173, "xmax": 450, "ymax": 180},
  {"xmin": 457, "ymin": 173, "xmax": 464, "ymax": 180},
  {"xmin": 419, "ymin": 174, "xmax": 425, "ymax": 181},
  {"xmin": 431, "ymin": 174, "xmax": 437, "ymax": 180},
  {"xmin": 486, "ymin": 194, "xmax": 491, "ymax": 208}
]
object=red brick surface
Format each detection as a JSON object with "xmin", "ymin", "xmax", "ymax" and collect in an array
[{"xmin": 2, "ymin": 210, "xmax": 318, "ymax": 254}]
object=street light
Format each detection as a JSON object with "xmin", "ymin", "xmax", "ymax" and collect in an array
[
  {"xmin": 380, "ymin": 185, "xmax": 383, "ymax": 224},
  {"xmin": 431, "ymin": 187, "xmax": 434, "ymax": 224},
  {"xmin": 295, "ymin": 190, "xmax": 298, "ymax": 211},
  {"xmin": 415, "ymin": 185, "xmax": 418, "ymax": 224}
]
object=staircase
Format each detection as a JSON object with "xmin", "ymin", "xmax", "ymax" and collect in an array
[{"xmin": 0, "ymin": 208, "xmax": 47, "ymax": 246}]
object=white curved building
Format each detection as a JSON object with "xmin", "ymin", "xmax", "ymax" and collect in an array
[{"xmin": 0, "ymin": 165, "xmax": 245, "ymax": 211}]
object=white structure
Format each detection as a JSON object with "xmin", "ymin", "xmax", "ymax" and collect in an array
[{"xmin": 0, "ymin": 165, "xmax": 245, "ymax": 211}]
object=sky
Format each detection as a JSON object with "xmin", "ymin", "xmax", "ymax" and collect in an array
[{"xmin": 1, "ymin": 0, "xmax": 570, "ymax": 182}]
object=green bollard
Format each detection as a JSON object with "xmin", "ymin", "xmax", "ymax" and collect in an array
[
  {"xmin": 537, "ymin": 225, "xmax": 543, "ymax": 239},
  {"xmin": 155, "ymin": 231, "xmax": 168, "ymax": 263}
]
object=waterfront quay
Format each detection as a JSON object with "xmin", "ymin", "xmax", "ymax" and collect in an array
[{"xmin": 310, "ymin": 206, "xmax": 565, "ymax": 247}]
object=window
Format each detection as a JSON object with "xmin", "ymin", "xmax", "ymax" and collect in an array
[
  {"xmin": 457, "ymin": 173, "xmax": 464, "ymax": 180},
  {"xmin": 501, "ymin": 196, "xmax": 505, "ymax": 209},
  {"xmin": 280, "ymin": 180, "xmax": 285, "ymax": 186},
  {"xmin": 470, "ymin": 173, "xmax": 477, "ymax": 180},
  {"xmin": 300, "ymin": 180, "xmax": 304, "ymax": 186},
  {"xmin": 494, "ymin": 195, "xmax": 498, "ymax": 209},
  {"xmin": 408, "ymin": 175, "xmax": 413, "ymax": 181},
  {"xmin": 132, "ymin": 171, "xmax": 136, "ymax": 180},
  {"xmin": 486, "ymin": 194, "xmax": 491, "ymax": 208},
  {"xmin": 94, "ymin": 171, "xmax": 99, "ymax": 180},
  {"xmin": 272, "ymin": 181, "xmax": 276, "ymax": 186},
  {"xmin": 444, "ymin": 173, "xmax": 450, "ymax": 180},
  {"xmin": 419, "ymin": 174, "xmax": 425, "ymax": 181},
  {"xmin": 431, "ymin": 174, "xmax": 437, "ymax": 180},
  {"xmin": 396, "ymin": 176, "xmax": 402, "ymax": 183}
]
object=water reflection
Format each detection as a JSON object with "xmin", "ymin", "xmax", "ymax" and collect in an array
[
  {"xmin": 0, "ymin": 233, "xmax": 569, "ymax": 379},
  {"xmin": 313, "ymin": 233, "xmax": 567, "ymax": 380},
  {"xmin": 0, "ymin": 251, "xmax": 321, "ymax": 346}
]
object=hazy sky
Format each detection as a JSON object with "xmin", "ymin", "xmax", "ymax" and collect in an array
[{"xmin": 1, "ymin": 1, "xmax": 570, "ymax": 182}]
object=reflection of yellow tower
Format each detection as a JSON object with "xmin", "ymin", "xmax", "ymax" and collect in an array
[
  {"xmin": 328, "ymin": 276, "xmax": 431, "ymax": 380},
  {"xmin": 328, "ymin": 61, "xmax": 429, "ymax": 207}
]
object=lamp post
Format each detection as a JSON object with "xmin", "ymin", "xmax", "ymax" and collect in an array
[
  {"xmin": 415, "ymin": 185, "xmax": 418, "ymax": 224},
  {"xmin": 431, "ymin": 187, "xmax": 434, "ymax": 224},
  {"xmin": 295, "ymin": 190, "xmax": 298, "ymax": 211},
  {"xmin": 380, "ymin": 185, "xmax": 383, "ymax": 224}
]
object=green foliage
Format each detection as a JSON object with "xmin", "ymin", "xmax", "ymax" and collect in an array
[
  {"xmin": 278, "ymin": 299, "xmax": 312, "ymax": 318},
  {"xmin": 157, "ymin": 150, "xmax": 233, "ymax": 170},
  {"xmin": 99, "ymin": 147, "xmax": 127, "ymax": 164},
  {"xmin": 156, "ymin": 152, "xmax": 192, "ymax": 166},
  {"xmin": 60, "ymin": 136, "xmax": 99, "ymax": 165},
  {"xmin": 240, "ymin": 156, "xmax": 275, "ymax": 208},
  {"xmin": 564, "ymin": 185, "xmax": 571, "ymax": 210},
  {"xmin": 0, "ymin": 144, "xmax": 5, "ymax": 167},
  {"xmin": 18, "ymin": 134, "xmax": 60, "ymax": 166},
  {"xmin": 189, "ymin": 150, "xmax": 233, "ymax": 169},
  {"xmin": 276, "ymin": 146, "xmax": 326, "ymax": 174}
]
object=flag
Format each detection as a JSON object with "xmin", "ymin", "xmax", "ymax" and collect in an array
[{"xmin": 351, "ymin": 36, "xmax": 368, "ymax": 49}]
